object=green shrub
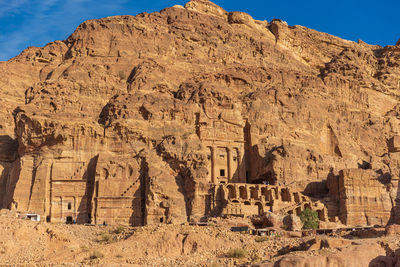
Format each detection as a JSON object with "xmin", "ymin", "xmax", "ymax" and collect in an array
[
  {"xmin": 254, "ymin": 236, "xmax": 268, "ymax": 242},
  {"xmin": 118, "ymin": 70, "xmax": 127, "ymax": 80},
  {"xmin": 299, "ymin": 208, "xmax": 319, "ymax": 230},
  {"xmin": 89, "ymin": 250, "xmax": 104, "ymax": 260},
  {"xmin": 114, "ymin": 225, "xmax": 125, "ymax": 234},
  {"xmin": 226, "ymin": 248, "xmax": 248, "ymax": 258},
  {"xmin": 99, "ymin": 232, "xmax": 113, "ymax": 243}
]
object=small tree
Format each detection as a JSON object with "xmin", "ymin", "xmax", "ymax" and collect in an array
[
  {"xmin": 299, "ymin": 208, "xmax": 319, "ymax": 229},
  {"xmin": 118, "ymin": 70, "xmax": 127, "ymax": 80}
]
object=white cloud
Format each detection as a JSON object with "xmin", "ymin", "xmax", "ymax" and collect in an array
[
  {"xmin": 0, "ymin": 0, "xmax": 136, "ymax": 61},
  {"xmin": 0, "ymin": 0, "xmax": 28, "ymax": 17}
]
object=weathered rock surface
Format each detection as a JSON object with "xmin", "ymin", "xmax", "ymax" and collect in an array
[
  {"xmin": 386, "ymin": 224, "xmax": 400, "ymax": 236},
  {"xmin": 283, "ymin": 214, "xmax": 302, "ymax": 231},
  {"xmin": 0, "ymin": 0, "xmax": 400, "ymax": 226},
  {"xmin": 270, "ymin": 243, "xmax": 386, "ymax": 267},
  {"xmin": 327, "ymin": 169, "xmax": 394, "ymax": 226},
  {"xmin": 253, "ymin": 212, "xmax": 285, "ymax": 229}
]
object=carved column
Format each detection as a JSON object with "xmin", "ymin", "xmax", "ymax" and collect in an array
[
  {"xmin": 227, "ymin": 147, "xmax": 233, "ymax": 182},
  {"xmin": 60, "ymin": 197, "xmax": 63, "ymax": 221},
  {"xmin": 237, "ymin": 148, "xmax": 246, "ymax": 183},
  {"xmin": 211, "ymin": 147, "xmax": 216, "ymax": 184}
]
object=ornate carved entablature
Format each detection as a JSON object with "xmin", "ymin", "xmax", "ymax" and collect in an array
[{"xmin": 197, "ymin": 104, "xmax": 246, "ymax": 184}]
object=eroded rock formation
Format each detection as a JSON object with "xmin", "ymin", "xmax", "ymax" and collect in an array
[{"xmin": 1, "ymin": 0, "xmax": 400, "ymax": 227}]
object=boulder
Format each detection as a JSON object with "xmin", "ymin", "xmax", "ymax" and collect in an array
[
  {"xmin": 283, "ymin": 214, "xmax": 302, "ymax": 231},
  {"xmin": 228, "ymin": 12, "xmax": 254, "ymax": 25},
  {"xmin": 261, "ymin": 212, "xmax": 284, "ymax": 228},
  {"xmin": 184, "ymin": 0, "xmax": 227, "ymax": 17}
]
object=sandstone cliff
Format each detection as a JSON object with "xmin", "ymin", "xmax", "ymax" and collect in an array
[{"xmin": 1, "ymin": 0, "xmax": 400, "ymax": 226}]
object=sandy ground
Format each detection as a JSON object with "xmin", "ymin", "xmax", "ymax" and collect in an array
[{"xmin": 0, "ymin": 209, "xmax": 398, "ymax": 266}]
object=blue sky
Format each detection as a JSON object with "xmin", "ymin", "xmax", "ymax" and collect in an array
[{"xmin": 0, "ymin": 0, "xmax": 399, "ymax": 61}]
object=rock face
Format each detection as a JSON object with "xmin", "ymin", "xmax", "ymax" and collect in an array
[
  {"xmin": 327, "ymin": 169, "xmax": 394, "ymax": 226},
  {"xmin": 1, "ymin": 0, "xmax": 400, "ymax": 226},
  {"xmin": 271, "ymin": 243, "xmax": 386, "ymax": 267}
]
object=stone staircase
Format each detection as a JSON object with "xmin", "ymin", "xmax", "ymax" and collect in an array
[
  {"xmin": 120, "ymin": 177, "xmax": 141, "ymax": 197},
  {"xmin": 275, "ymin": 202, "xmax": 306, "ymax": 214}
]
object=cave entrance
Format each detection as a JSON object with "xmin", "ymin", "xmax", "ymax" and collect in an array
[
  {"xmin": 66, "ymin": 216, "xmax": 73, "ymax": 224},
  {"xmin": 252, "ymin": 171, "xmax": 277, "ymax": 185},
  {"xmin": 263, "ymin": 171, "xmax": 277, "ymax": 185}
]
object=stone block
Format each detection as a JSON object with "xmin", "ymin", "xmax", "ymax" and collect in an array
[
  {"xmin": 338, "ymin": 169, "xmax": 392, "ymax": 226},
  {"xmin": 389, "ymin": 136, "xmax": 400, "ymax": 152}
]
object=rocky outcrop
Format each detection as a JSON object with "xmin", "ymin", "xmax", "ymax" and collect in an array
[
  {"xmin": 0, "ymin": 0, "xmax": 400, "ymax": 226},
  {"xmin": 327, "ymin": 169, "xmax": 394, "ymax": 226},
  {"xmin": 270, "ymin": 243, "xmax": 386, "ymax": 267}
]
